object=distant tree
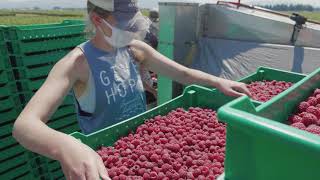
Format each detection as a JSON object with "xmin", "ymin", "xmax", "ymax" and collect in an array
[
  {"xmin": 33, "ymin": 6, "xmax": 40, "ymax": 10},
  {"xmin": 53, "ymin": 6, "xmax": 61, "ymax": 10},
  {"xmin": 261, "ymin": 4, "xmax": 314, "ymax": 11}
]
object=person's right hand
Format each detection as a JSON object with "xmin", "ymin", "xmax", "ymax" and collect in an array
[{"xmin": 57, "ymin": 137, "xmax": 111, "ymax": 180}]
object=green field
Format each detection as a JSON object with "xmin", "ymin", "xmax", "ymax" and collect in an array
[
  {"xmin": 0, "ymin": 9, "xmax": 318, "ymax": 25},
  {"xmin": 0, "ymin": 10, "xmax": 84, "ymax": 25},
  {"xmin": 0, "ymin": 9, "xmax": 150, "ymax": 25}
]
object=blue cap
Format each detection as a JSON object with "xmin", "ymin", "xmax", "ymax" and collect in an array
[{"xmin": 113, "ymin": 0, "xmax": 141, "ymax": 30}]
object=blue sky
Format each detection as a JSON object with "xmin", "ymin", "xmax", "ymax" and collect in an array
[{"xmin": 0, "ymin": 0, "xmax": 319, "ymax": 9}]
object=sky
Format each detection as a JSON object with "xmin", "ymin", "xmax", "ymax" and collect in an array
[{"xmin": 0, "ymin": 0, "xmax": 319, "ymax": 9}]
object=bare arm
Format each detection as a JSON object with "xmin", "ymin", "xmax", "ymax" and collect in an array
[
  {"xmin": 12, "ymin": 49, "xmax": 109, "ymax": 180},
  {"xmin": 131, "ymin": 40, "xmax": 251, "ymax": 97}
]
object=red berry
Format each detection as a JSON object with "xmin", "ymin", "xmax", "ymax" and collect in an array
[
  {"xmin": 300, "ymin": 113, "xmax": 317, "ymax": 126},
  {"xmin": 308, "ymin": 97, "xmax": 318, "ymax": 106},
  {"xmin": 306, "ymin": 125, "xmax": 320, "ymax": 135},
  {"xmin": 149, "ymin": 171, "xmax": 157, "ymax": 179},
  {"xmin": 143, "ymin": 173, "xmax": 150, "ymax": 179},
  {"xmin": 298, "ymin": 101, "xmax": 311, "ymax": 112},
  {"xmin": 291, "ymin": 122, "xmax": 306, "ymax": 130},
  {"xmin": 288, "ymin": 115, "xmax": 303, "ymax": 123},
  {"xmin": 306, "ymin": 106, "xmax": 320, "ymax": 118},
  {"xmin": 314, "ymin": 88, "xmax": 320, "ymax": 96}
]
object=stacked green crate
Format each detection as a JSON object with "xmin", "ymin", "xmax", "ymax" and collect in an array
[
  {"xmin": 6, "ymin": 20, "xmax": 85, "ymax": 132},
  {"xmin": 0, "ymin": 26, "xmax": 33, "ymax": 180},
  {"xmin": 1, "ymin": 20, "xmax": 85, "ymax": 179}
]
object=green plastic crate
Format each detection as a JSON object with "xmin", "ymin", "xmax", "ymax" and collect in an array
[
  {"xmin": 0, "ymin": 26, "xmax": 6, "ymax": 42},
  {"xmin": 0, "ymin": 106, "xmax": 23, "ymax": 126},
  {"xmin": 239, "ymin": 67, "xmax": 306, "ymax": 84},
  {"xmin": 0, "ymin": 82, "xmax": 19, "ymax": 98},
  {"xmin": 17, "ymin": 79, "xmax": 46, "ymax": 92},
  {"xmin": 0, "ymin": 145, "xmax": 25, "ymax": 162},
  {"xmin": 6, "ymin": 20, "xmax": 84, "ymax": 41},
  {"xmin": 0, "ymin": 135, "xmax": 19, "ymax": 151},
  {"xmin": 0, "ymin": 95, "xmax": 21, "ymax": 111},
  {"xmin": 13, "ymin": 65, "xmax": 55, "ymax": 80},
  {"xmin": 11, "ymin": 49, "xmax": 70, "ymax": 67},
  {"xmin": 8, "ymin": 35, "xmax": 85, "ymax": 55},
  {"xmin": 0, "ymin": 153, "xmax": 26, "ymax": 174},
  {"xmin": 28, "ymin": 85, "xmax": 237, "ymax": 179},
  {"xmin": 0, "ymin": 70, "xmax": 15, "ymax": 85},
  {"xmin": 217, "ymin": 67, "xmax": 320, "ymax": 180},
  {"xmin": 70, "ymin": 85, "xmax": 241, "ymax": 147},
  {"xmin": 0, "ymin": 45, "xmax": 10, "ymax": 70},
  {"xmin": 0, "ymin": 163, "xmax": 30, "ymax": 180},
  {"xmin": 238, "ymin": 66, "xmax": 306, "ymax": 103}
]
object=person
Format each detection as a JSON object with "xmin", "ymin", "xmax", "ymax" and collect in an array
[{"xmin": 12, "ymin": 0, "xmax": 251, "ymax": 179}]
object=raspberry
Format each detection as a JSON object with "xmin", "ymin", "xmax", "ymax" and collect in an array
[
  {"xmin": 314, "ymin": 88, "xmax": 320, "ymax": 96},
  {"xmin": 178, "ymin": 169, "xmax": 187, "ymax": 178},
  {"xmin": 158, "ymin": 172, "xmax": 166, "ymax": 179},
  {"xmin": 306, "ymin": 106, "xmax": 320, "ymax": 118},
  {"xmin": 201, "ymin": 166, "xmax": 210, "ymax": 175},
  {"xmin": 149, "ymin": 171, "xmax": 157, "ymax": 179},
  {"xmin": 108, "ymin": 168, "xmax": 117, "ymax": 178},
  {"xmin": 306, "ymin": 125, "xmax": 320, "ymax": 135},
  {"xmin": 308, "ymin": 97, "xmax": 318, "ymax": 106},
  {"xmin": 291, "ymin": 122, "xmax": 306, "ymax": 130},
  {"xmin": 300, "ymin": 113, "xmax": 318, "ymax": 126},
  {"xmin": 143, "ymin": 173, "xmax": 150, "ymax": 179},
  {"xmin": 298, "ymin": 101, "xmax": 310, "ymax": 112},
  {"xmin": 118, "ymin": 174, "xmax": 126, "ymax": 180},
  {"xmin": 288, "ymin": 115, "xmax": 303, "ymax": 123},
  {"xmin": 137, "ymin": 168, "xmax": 147, "ymax": 176},
  {"xmin": 150, "ymin": 154, "xmax": 159, "ymax": 162},
  {"xmin": 161, "ymin": 163, "xmax": 172, "ymax": 172}
]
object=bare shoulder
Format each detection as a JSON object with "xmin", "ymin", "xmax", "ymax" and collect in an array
[
  {"xmin": 53, "ymin": 47, "xmax": 88, "ymax": 80},
  {"xmin": 129, "ymin": 40, "xmax": 155, "ymax": 63}
]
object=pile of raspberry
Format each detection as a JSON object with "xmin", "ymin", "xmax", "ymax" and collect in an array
[
  {"xmin": 288, "ymin": 88, "xmax": 320, "ymax": 135},
  {"xmin": 97, "ymin": 107, "xmax": 226, "ymax": 180},
  {"xmin": 246, "ymin": 80, "xmax": 293, "ymax": 102}
]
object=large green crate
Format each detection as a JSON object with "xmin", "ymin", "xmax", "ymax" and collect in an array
[
  {"xmin": 11, "ymin": 49, "xmax": 70, "ymax": 68},
  {"xmin": 238, "ymin": 66, "xmax": 306, "ymax": 102},
  {"xmin": 0, "ymin": 26, "xmax": 6, "ymax": 42},
  {"xmin": 239, "ymin": 66, "xmax": 306, "ymax": 85},
  {"xmin": 6, "ymin": 20, "xmax": 84, "ymax": 41},
  {"xmin": 72, "ymin": 85, "xmax": 240, "ymax": 147},
  {"xmin": 30, "ymin": 85, "xmax": 240, "ymax": 179},
  {"xmin": 0, "ymin": 95, "xmax": 21, "ymax": 111},
  {"xmin": 0, "ymin": 105, "xmax": 23, "ymax": 126},
  {"xmin": 0, "ymin": 144, "xmax": 25, "ymax": 162},
  {"xmin": 0, "ymin": 82, "xmax": 19, "ymax": 98},
  {"xmin": 8, "ymin": 35, "xmax": 85, "ymax": 55},
  {"xmin": 217, "ymin": 68, "xmax": 320, "ymax": 180},
  {"xmin": 0, "ymin": 163, "xmax": 30, "ymax": 180},
  {"xmin": 0, "ymin": 69, "xmax": 15, "ymax": 85},
  {"xmin": 0, "ymin": 153, "xmax": 26, "ymax": 174},
  {"xmin": 13, "ymin": 65, "xmax": 55, "ymax": 80},
  {"xmin": 0, "ymin": 44, "xmax": 10, "ymax": 70}
]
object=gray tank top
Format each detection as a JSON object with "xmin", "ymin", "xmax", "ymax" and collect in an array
[{"xmin": 75, "ymin": 41, "xmax": 146, "ymax": 134}]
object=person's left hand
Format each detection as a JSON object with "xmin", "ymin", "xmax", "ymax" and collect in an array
[{"xmin": 216, "ymin": 79, "xmax": 252, "ymax": 97}]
